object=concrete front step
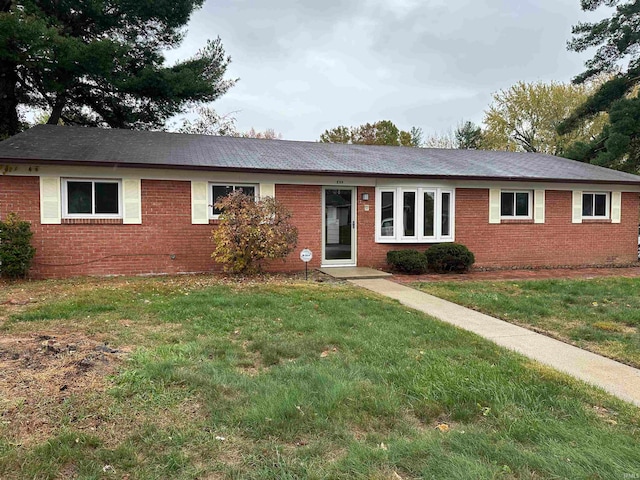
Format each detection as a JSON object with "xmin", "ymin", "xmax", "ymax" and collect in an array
[{"xmin": 318, "ymin": 267, "xmax": 392, "ymax": 280}]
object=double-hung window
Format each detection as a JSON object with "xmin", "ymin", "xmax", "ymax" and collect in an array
[
  {"xmin": 500, "ymin": 191, "xmax": 531, "ymax": 219},
  {"xmin": 376, "ymin": 187, "xmax": 453, "ymax": 242},
  {"xmin": 63, "ymin": 179, "xmax": 121, "ymax": 218},
  {"xmin": 211, "ymin": 184, "xmax": 257, "ymax": 217},
  {"xmin": 582, "ymin": 192, "xmax": 609, "ymax": 219}
]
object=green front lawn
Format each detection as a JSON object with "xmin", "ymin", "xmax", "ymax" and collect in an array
[
  {"xmin": 0, "ymin": 276, "xmax": 639, "ymax": 479},
  {"xmin": 414, "ymin": 277, "xmax": 640, "ymax": 369}
]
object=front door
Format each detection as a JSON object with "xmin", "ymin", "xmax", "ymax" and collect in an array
[{"xmin": 322, "ymin": 187, "xmax": 356, "ymax": 266}]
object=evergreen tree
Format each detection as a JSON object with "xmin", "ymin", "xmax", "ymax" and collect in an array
[
  {"xmin": 455, "ymin": 121, "xmax": 483, "ymax": 149},
  {"xmin": 559, "ymin": 0, "xmax": 640, "ymax": 172},
  {"xmin": 0, "ymin": 0, "xmax": 236, "ymax": 137}
]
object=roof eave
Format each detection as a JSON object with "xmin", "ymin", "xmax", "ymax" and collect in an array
[{"xmin": 3, "ymin": 157, "xmax": 640, "ymax": 186}]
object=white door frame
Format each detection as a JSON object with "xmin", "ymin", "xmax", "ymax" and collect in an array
[{"xmin": 321, "ymin": 186, "xmax": 357, "ymax": 267}]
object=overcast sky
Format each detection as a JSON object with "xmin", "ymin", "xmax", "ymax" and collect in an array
[{"xmin": 164, "ymin": 0, "xmax": 607, "ymax": 141}]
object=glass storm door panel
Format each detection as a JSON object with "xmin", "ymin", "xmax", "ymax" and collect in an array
[{"xmin": 323, "ymin": 188, "xmax": 355, "ymax": 264}]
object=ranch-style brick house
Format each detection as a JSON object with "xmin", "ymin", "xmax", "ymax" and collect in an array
[{"xmin": 1, "ymin": 125, "xmax": 640, "ymax": 278}]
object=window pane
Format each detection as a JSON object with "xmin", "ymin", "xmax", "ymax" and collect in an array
[
  {"xmin": 441, "ymin": 192, "xmax": 451, "ymax": 236},
  {"xmin": 212, "ymin": 185, "xmax": 234, "ymax": 215},
  {"xmin": 582, "ymin": 193, "xmax": 593, "ymax": 217},
  {"xmin": 501, "ymin": 192, "xmax": 514, "ymax": 216},
  {"xmin": 67, "ymin": 181, "xmax": 92, "ymax": 214},
  {"xmin": 403, "ymin": 191, "xmax": 416, "ymax": 236},
  {"xmin": 423, "ymin": 192, "xmax": 435, "ymax": 237},
  {"xmin": 381, "ymin": 191, "xmax": 394, "ymax": 237},
  {"xmin": 238, "ymin": 186, "xmax": 255, "ymax": 198},
  {"xmin": 515, "ymin": 192, "xmax": 529, "ymax": 216},
  {"xmin": 95, "ymin": 182, "xmax": 119, "ymax": 214},
  {"xmin": 594, "ymin": 194, "xmax": 607, "ymax": 216}
]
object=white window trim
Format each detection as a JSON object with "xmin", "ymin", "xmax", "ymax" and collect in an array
[
  {"xmin": 209, "ymin": 183, "xmax": 259, "ymax": 219},
  {"xmin": 582, "ymin": 192, "xmax": 610, "ymax": 219},
  {"xmin": 500, "ymin": 190, "xmax": 532, "ymax": 219},
  {"xmin": 375, "ymin": 186, "xmax": 455, "ymax": 243},
  {"xmin": 62, "ymin": 178, "xmax": 122, "ymax": 219}
]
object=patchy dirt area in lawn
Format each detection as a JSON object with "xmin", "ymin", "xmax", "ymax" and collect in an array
[
  {"xmin": 0, "ymin": 331, "xmax": 129, "ymax": 446},
  {"xmin": 0, "ymin": 272, "xmax": 340, "ymax": 447}
]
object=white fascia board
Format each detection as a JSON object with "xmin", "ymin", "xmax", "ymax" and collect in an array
[
  {"xmin": 3, "ymin": 164, "xmax": 377, "ymax": 186},
  {"xmin": 4, "ymin": 163, "xmax": 640, "ymax": 192},
  {"xmin": 445, "ymin": 179, "xmax": 640, "ymax": 193},
  {"xmin": 374, "ymin": 178, "xmax": 458, "ymax": 188}
]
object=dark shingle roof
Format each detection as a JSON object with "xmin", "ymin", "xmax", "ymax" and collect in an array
[{"xmin": 2, "ymin": 125, "xmax": 640, "ymax": 185}]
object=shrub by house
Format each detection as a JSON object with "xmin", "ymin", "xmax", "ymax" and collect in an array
[
  {"xmin": 425, "ymin": 243, "xmax": 475, "ymax": 273},
  {"xmin": 0, "ymin": 213, "xmax": 36, "ymax": 279},
  {"xmin": 387, "ymin": 250, "xmax": 428, "ymax": 274},
  {"xmin": 212, "ymin": 191, "xmax": 298, "ymax": 274}
]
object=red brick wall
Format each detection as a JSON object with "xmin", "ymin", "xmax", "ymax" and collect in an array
[
  {"xmin": 455, "ymin": 189, "xmax": 639, "ymax": 267},
  {"xmin": 357, "ymin": 187, "xmax": 639, "ymax": 269},
  {"xmin": 267, "ymin": 184, "xmax": 322, "ymax": 271},
  {"xmin": 0, "ymin": 177, "xmax": 216, "ymax": 278},
  {"xmin": 1, "ymin": 177, "xmax": 637, "ymax": 278}
]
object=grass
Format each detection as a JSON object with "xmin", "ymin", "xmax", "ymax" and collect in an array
[
  {"xmin": 0, "ymin": 275, "xmax": 639, "ymax": 479},
  {"xmin": 413, "ymin": 277, "xmax": 640, "ymax": 369}
]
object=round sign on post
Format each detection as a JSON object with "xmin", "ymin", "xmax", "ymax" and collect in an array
[
  {"xmin": 300, "ymin": 249, "xmax": 313, "ymax": 262},
  {"xmin": 300, "ymin": 248, "xmax": 312, "ymax": 280}
]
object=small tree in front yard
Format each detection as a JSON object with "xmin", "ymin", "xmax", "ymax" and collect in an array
[
  {"xmin": 212, "ymin": 191, "xmax": 298, "ymax": 274},
  {"xmin": 0, "ymin": 213, "xmax": 36, "ymax": 279}
]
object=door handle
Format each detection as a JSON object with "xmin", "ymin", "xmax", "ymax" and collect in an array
[{"xmin": 352, "ymin": 220, "xmax": 355, "ymax": 229}]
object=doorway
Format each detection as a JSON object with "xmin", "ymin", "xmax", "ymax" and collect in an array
[{"xmin": 322, "ymin": 187, "xmax": 356, "ymax": 266}]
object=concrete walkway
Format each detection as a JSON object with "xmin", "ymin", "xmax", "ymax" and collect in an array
[{"xmin": 350, "ymin": 278, "xmax": 640, "ymax": 407}]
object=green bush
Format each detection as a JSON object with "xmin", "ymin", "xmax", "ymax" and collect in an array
[
  {"xmin": 386, "ymin": 249, "xmax": 428, "ymax": 274},
  {"xmin": 425, "ymin": 243, "xmax": 475, "ymax": 273},
  {"xmin": 0, "ymin": 213, "xmax": 36, "ymax": 279}
]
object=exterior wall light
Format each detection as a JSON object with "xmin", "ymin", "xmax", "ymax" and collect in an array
[{"xmin": 361, "ymin": 193, "xmax": 369, "ymax": 201}]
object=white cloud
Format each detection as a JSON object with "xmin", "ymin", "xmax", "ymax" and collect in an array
[{"xmin": 165, "ymin": 0, "xmax": 608, "ymax": 141}]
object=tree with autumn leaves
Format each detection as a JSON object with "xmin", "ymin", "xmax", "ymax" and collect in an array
[
  {"xmin": 482, "ymin": 80, "xmax": 609, "ymax": 156},
  {"xmin": 320, "ymin": 120, "xmax": 423, "ymax": 147}
]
